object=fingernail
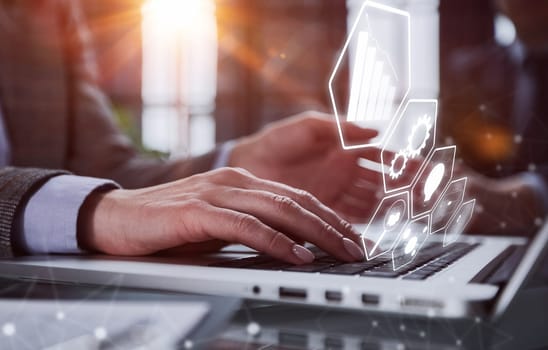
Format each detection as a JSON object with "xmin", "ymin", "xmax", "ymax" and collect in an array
[
  {"xmin": 343, "ymin": 238, "xmax": 365, "ymax": 260},
  {"xmin": 292, "ymin": 244, "xmax": 315, "ymax": 264}
]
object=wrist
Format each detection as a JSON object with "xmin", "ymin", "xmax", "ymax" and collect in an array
[
  {"xmin": 228, "ymin": 136, "xmax": 255, "ymax": 169},
  {"xmin": 77, "ymin": 188, "xmax": 118, "ymax": 253}
]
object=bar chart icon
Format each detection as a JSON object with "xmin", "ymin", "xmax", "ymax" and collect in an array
[{"xmin": 346, "ymin": 31, "xmax": 397, "ymax": 123}]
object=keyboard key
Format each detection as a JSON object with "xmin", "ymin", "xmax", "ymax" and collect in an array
[
  {"xmin": 284, "ymin": 263, "xmax": 333, "ymax": 273},
  {"xmin": 402, "ymin": 273, "xmax": 428, "ymax": 280},
  {"xmin": 361, "ymin": 270, "xmax": 400, "ymax": 278},
  {"xmin": 248, "ymin": 261, "xmax": 292, "ymax": 270},
  {"xmin": 322, "ymin": 263, "xmax": 370, "ymax": 275}
]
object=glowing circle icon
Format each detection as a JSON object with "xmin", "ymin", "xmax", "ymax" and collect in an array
[
  {"xmin": 391, "ymin": 215, "xmax": 430, "ymax": 270},
  {"xmin": 361, "ymin": 192, "xmax": 410, "ymax": 260},
  {"xmin": 384, "ymin": 199, "xmax": 406, "ymax": 230},
  {"xmin": 403, "ymin": 230, "xmax": 419, "ymax": 255}
]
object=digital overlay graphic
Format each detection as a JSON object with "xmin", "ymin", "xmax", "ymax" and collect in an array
[{"xmin": 329, "ymin": 0, "xmax": 476, "ymax": 270}]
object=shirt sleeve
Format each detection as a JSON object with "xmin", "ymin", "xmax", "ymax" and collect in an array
[
  {"xmin": 521, "ymin": 172, "xmax": 548, "ymax": 214},
  {"xmin": 211, "ymin": 140, "xmax": 236, "ymax": 169},
  {"xmin": 19, "ymin": 175, "xmax": 119, "ymax": 254}
]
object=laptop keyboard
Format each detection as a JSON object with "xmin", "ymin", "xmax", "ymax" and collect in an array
[{"xmin": 211, "ymin": 242, "xmax": 479, "ymax": 280}]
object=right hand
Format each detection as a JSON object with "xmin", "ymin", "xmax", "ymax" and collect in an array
[{"xmin": 79, "ymin": 168, "xmax": 367, "ymax": 264}]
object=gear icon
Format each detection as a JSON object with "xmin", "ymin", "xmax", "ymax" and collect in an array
[
  {"xmin": 407, "ymin": 114, "xmax": 433, "ymax": 158},
  {"xmin": 389, "ymin": 150, "xmax": 409, "ymax": 179}
]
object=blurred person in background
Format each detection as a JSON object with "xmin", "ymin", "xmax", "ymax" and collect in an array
[{"xmin": 442, "ymin": 0, "xmax": 548, "ymax": 235}]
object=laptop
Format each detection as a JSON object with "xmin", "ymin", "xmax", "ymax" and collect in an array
[{"xmin": 0, "ymin": 219, "xmax": 546, "ymax": 320}]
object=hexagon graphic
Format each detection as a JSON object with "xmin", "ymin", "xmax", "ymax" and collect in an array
[
  {"xmin": 444, "ymin": 199, "xmax": 476, "ymax": 247},
  {"xmin": 391, "ymin": 215, "xmax": 430, "ymax": 270},
  {"xmin": 361, "ymin": 192, "xmax": 410, "ymax": 260},
  {"xmin": 431, "ymin": 177, "xmax": 467, "ymax": 234},
  {"xmin": 411, "ymin": 145, "xmax": 456, "ymax": 218},
  {"xmin": 381, "ymin": 99, "xmax": 438, "ymax": 193},
  {"xmin": 329, "ymin": 1, "xmax": 411, "ymax": 150}
]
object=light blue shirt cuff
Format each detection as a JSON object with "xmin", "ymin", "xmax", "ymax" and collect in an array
[
  {"xmin": 212, "ymin": 141, "xmax": 236, "ymax": 169},
  {"xmin": 520, "ymin": 172, "xmax": 548, "ymax": 213},
  {"xmin": 21, "ymin": 175, "xmax": 119, "ymax": 254}
]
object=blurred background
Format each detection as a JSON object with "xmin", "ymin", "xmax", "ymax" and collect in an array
[{"xmin": 82, "ymin": 0, "xmax": 513, "ymax": 158}]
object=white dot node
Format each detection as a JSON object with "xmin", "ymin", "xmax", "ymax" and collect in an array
[
  {"xmin": 514, "ymin": 135, "xmax": 522, "ymax": 144},
  {"xmin": 420, "ymin": 331, "xmax": 426, "ymax": 338},
  {"xmin": 427, "ymin": 308, "xmax": 435, "ymax": 318},
  {"xmin": 511, "ymin": 191, "xmax": 517, "ymax": 198},
  {"xmin": 500, "ymin": 222, "xmax": 507, "ymax": 229},
  {"xmin": 2, "ymin": 323, "xmax": 15, "ymax": 337},
  {"xmin": 397, "ymin": 343, "xmax": 405, "ymax": 350},
  {"xmin": 246, "ymin": 322, "xmax": 261, "ymax": 337},
  {"xmin": 475, "ymin": 317, "xmax": 481, "ymax": 323},
  {"xmin": 528, "ymin": 163, "xmax": 537, "ymax": 172},
  {"xmin": 56, "ymin": 311, "xmax": 65, "ymax": 320},
  {"xmin": 94, "ymin": 327, "xmax": 107, "ymax": 341},
  {"xmin": 456, "ymin": 339, "xmax": 462, "ymax": 346},
  {"xmin": 496, "ymin": 164, "xmax": 502, "ymax": 172},
  {"xmin": 535, "ymin": 218, "xmax": 544, "ymax": 226},
  {"xmin": 479, "ymin": 104, "xmax": 486, "ymax": 111},
  {"xmin": 399, "ymin": 324, "xmax": 406, "ymax": 331},
  {"xmin": 184, "ymin": 340, "xmax": 194, "ymax": 349},
  {"xmin": 372, "ymin": 320, "xmax": 378, "ymax": 327}
]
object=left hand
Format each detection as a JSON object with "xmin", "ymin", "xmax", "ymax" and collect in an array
[{"xmin": 230, "ymin": 112, "xmax": 384, "ymax": 222}]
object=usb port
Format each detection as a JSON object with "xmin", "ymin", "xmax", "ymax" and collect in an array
[
  {"xmin": 325, "ymin": 290, "xmax": 343, "ymax": 302},
  {"xmin": 279, "ymin": 287, "xmax": 307, "ymax": 299},
  {"xmin": 362, "ymin": 293, "xmax": 380, "ymax": 305},
  {"xmin": 279, "ymin": 331, "xmax": 308, "ymax": 347}
]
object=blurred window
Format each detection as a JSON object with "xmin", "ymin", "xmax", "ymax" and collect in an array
[{"xmin": 141, "ymin": 0, "xmax": 217, "ymax": 156}]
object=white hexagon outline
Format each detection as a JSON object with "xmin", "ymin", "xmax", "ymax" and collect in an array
[
  {"xmin": 431, "ymin": 177, "xmax": 468, "ymax": 234},
  {"xmin": 391, "ymin": 214, "xmax": 431, "ymax": 271},
  {"xmin": 410, "ymin": 145, "xmax": 456, "ymax": 218},
  {"xmin": 443, "ymin": 199, "xmax": 476, "ymax": 247},
  {"xmin": 361, "ymin": 191, "xmax": 410, "ymax": 261},
  {"xmin": 381, "ymin": 98, "xmax": 439, "ymax": 194},
  {"xmin": 329, "ymin": 0, "xmax": 411, "ymax": 150}
]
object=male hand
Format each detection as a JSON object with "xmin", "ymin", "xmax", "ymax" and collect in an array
[
  {"xmin": 79, "ymin": 168, "xmax": 367, "ymax": 264},
  {"xmin": 230, "ymin": 112, "xmax": 384, "ymax": 221}
]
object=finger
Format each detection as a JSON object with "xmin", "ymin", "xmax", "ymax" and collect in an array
[
  {"xmin": 345, "ymin": 182, "xmax": 381, "ymax": 202},
  {"xmin": 355, "ymin": 166, "xmax": 384, "ymax": 186},
  {"xmin": 211, "ymin": 189, "xmax": 365, "ymax": 262},
  {"xmin": 210, "ymin": 168, "xmax": 364, "ymax": 250},
  {"xmin": 354, "ymin": 147, "xmax": 393, "ymax": 164},
  {"xmin": 338, "ymin": 121, "xmax": 379, "ymax": 142},
  {"xmin": 245, "ymin": 178, "xmax": 364, "ymax": 247},
  {"xmin": 195, "ymin": 205, "xmax": 315, "ymax": 265},
  {"xmin": 331, "ymin": 195, "xmax": 375, "ymax": 222},
  {"xmin": 289, "ymin": 115, "xmax": 378, "ymax": 144}
]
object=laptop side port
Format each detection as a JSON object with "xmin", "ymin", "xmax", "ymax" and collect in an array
[
  {"xmin": 279, "ymin": 331, "xmax": 308, "ymax": 348},
  {"xmin": 325, "ymin": 290, "xmax": 343, "ymax": 302},
  {"xmin": 362, "ymin": 293, "xmax": 380, "ymax": 305},
  {"xmin": 279, "ymin": 287, "xmax": 307, "ymax": 300},
  {"xmin": 401, "ymin": 298, "xmax": 444, "ymax": 310},
  {"xmin": 324, "ymin": 336, "xmax": 344, "ymax": 349}
]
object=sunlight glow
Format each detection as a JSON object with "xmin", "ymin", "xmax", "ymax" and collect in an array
[{"xmin": 141, "ymin": 0, "xmax": 212, "ymax": 34}]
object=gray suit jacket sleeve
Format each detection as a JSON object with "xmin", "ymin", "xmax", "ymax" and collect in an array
[
  {"xmin": 0, "ymin": 167, "xmax": 68, "ymax": 257},
  {"xmin": 62, "ymin": 1, "xmax": 218, "ymax": 189}
]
